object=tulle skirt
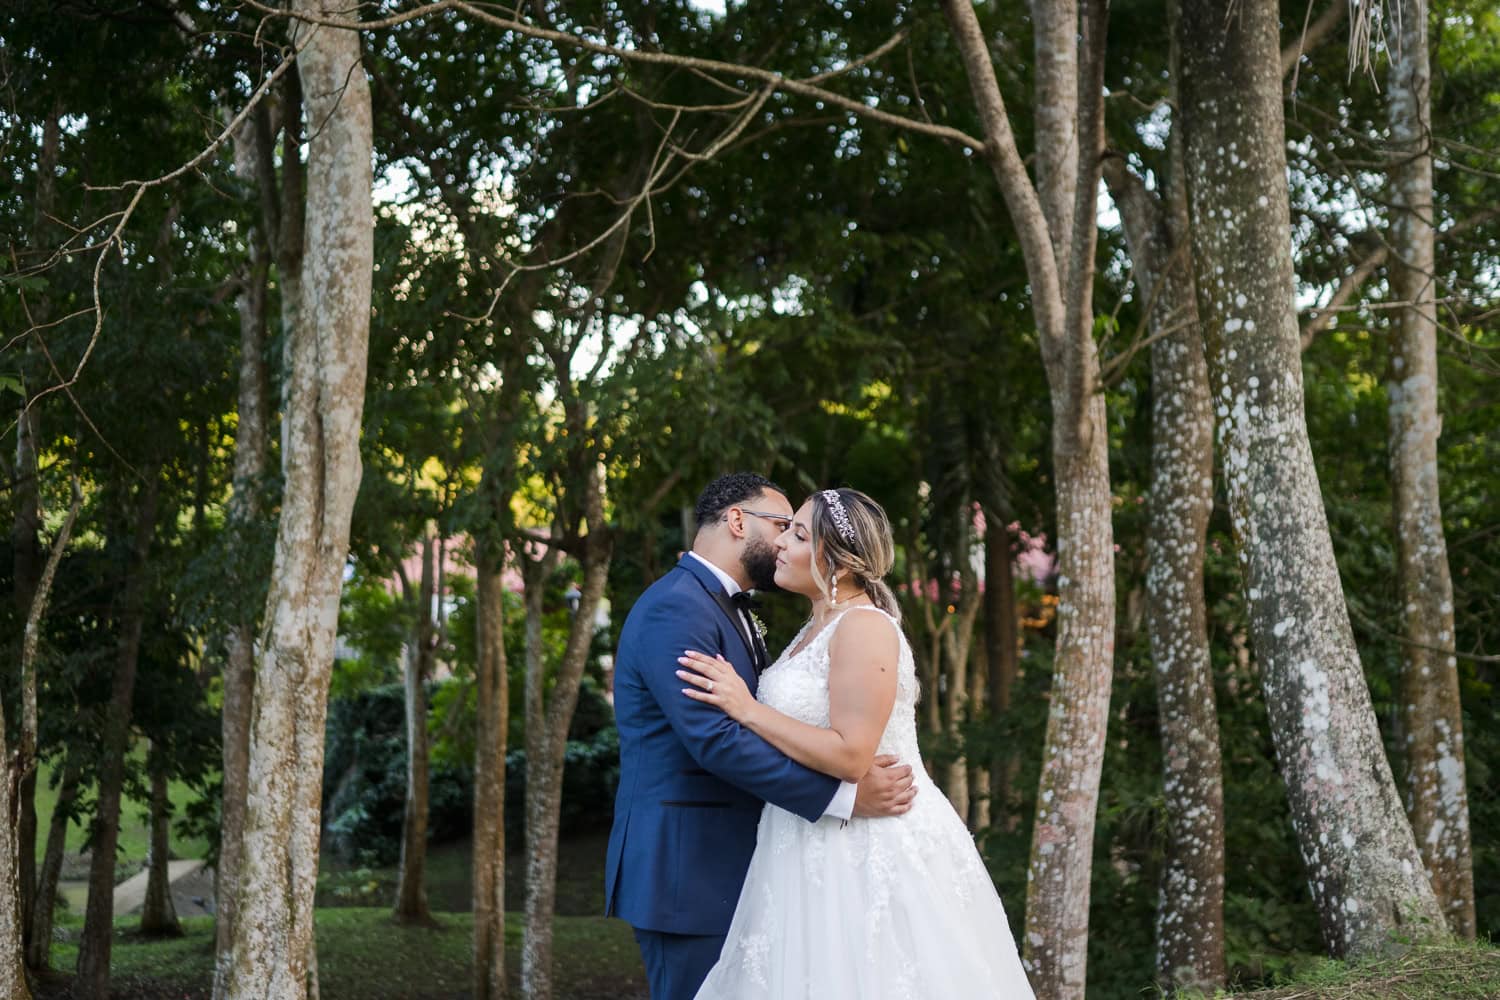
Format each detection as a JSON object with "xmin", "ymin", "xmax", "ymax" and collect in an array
[{"xmin": 694, "ymin": 777, "xmax": 1036, "ymax": 1000}]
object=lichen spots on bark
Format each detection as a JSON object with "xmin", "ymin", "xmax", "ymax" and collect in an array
[{"xmin": 1178, "ymin": 0, "xmax": 1444, "ymax": 959}]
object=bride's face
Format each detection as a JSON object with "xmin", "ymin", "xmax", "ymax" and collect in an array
[{"xmin": 772, "ymin": 500, "xmax": 820, "ymax": 598}]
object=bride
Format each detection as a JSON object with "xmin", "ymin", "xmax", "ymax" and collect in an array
[{"xmin": 676, "ymin": 487, "xmax": 1036, "ymax": 999}]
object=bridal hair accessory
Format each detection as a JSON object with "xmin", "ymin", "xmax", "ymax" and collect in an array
[{"xmin": 821, "ymin": 489, "xmax": 856, "ymax": 544}]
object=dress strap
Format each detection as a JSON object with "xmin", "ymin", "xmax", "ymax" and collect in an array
[{"xmin": 824, "ymin": 603, "xmax": 900, "ymax": 641}]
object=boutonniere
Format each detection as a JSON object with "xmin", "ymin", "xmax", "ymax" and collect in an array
[{"xmin": 749, "ymin": 611, "xmax": 768, "ymax": 639}]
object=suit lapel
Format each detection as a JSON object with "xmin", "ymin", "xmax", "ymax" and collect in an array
[{"xmin": 676, "ymin": 556, "xmax": 759, "ymax": 670}]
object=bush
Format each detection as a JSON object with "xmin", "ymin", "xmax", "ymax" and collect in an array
[
  {"xmin": 322, "ymin": 683, "xmax": 473, "ymax": 865},
  {"xmin": 322, "ymin": 681, "xmax": 621, "ymax": 865}
]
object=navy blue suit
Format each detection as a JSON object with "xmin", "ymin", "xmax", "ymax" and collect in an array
[{"xmin": 606, "ymin": 554, "xmax": 840, "ymax": 1000}]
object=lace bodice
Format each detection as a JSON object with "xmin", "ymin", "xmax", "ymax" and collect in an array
[
  {"xmin": 756, "ymin": 606, "xmax": 923, "ymax": 766},
  {"xmin": 696, "ymin": 607, "xmax": 1036, "ymax": 1000}
]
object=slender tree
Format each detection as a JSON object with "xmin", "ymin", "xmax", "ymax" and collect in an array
[
  {"xmin": 27, "ymin": 753, "xmax": 79, "ymax": 971},
  {"xmin": 214, "ymin": 93, "xmax": 278, "ymax": 998},
  {"xmin": 1103, "ymin": 143, "xmax": 1226, "ymax": 992},
  {"xmin": 940, "ymin": 2, "xmax": 1116, "ymax": 993},
  {"xmin": 1384, "ymin": 0, "xmax": 1475, "ymax": 938},
  {"xmin": 471, "ymin": 533, "xmax": 511, "ymax": 1000},
  {"xmin": 394, "ymin": 530, "xmax": 438, "ymax": 924},
  {"xmin": 77, "ymin": 474, "xmax": 162, "ymax": 998},
  {"xmin": 224, "ymin": 2, "xmax": 373, "ymax": 995},
  {"xmin": 139, "ymin": 742, "xmax": 183, "ymax": 937},
  {"xmin": 1176, "ymin": 0, "xmax": 1446, "ymax": 956}
]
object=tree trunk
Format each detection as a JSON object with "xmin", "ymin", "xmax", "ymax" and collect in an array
[
  {"xmin": 941, "ymin": 2, "xmax": 1114, "ymax": 992},
  {"xmin": 224, "ymin": 5, "xmax": 372, "ymax": 996},
  {"xmin": 1104, "ymin": 110, "xmax": 1227, "ymax": 988},
  {"xmin": 939, "ymin": 568, "xmax": 982, "ymax": 827},
  {"xmin": 277, "ymin": 71, "xmax": 306, "ymax": 441},
  {"xmin": 214, "ymin": 100, "xmax": 276, "ymax": 1000},
  {"xmin": 394, "ymin": 533, "xmax": 437, "ymax": 924},
  {"xmin": 77, "ymin": 475, "xmax": 162, "ymax": 999},
  {"xmin": 16, "ymin": 481, "xmax": 81, "ymax": 975},
  {"xmin": 27, "ymin": 756, "xmax": 80, "ymax": 971},
  {"xmin": 139, "ymin": 745, "xmax": 182, "ymax": 937},
  {"xmin": 520, "ymin": 482, "xmax": 612, "ymax": 1000},
  {"xmin": 1176, "ymin": 0, "xmax": 1445, "ymax": 957},
  {"xmin": 472, "ymin": 545, "xmax": 511, "ymax": 1000},
  {"xmin": 969, "ymin": 641, "xmax": 990, "ymax": 831},
  {"xmin": 1385, "ymin": 0, "xmax": 1474, "ymax": 940},
  {"xmin": 12, "ymin": 103, "xmax": 61, "ymax": 965},
  {"xmin": 0, "ymin": 705, "xmax": 31, "ymax": 1000},
  {"xmin": 983, "ymin": 513, "xmax": 1020, "ymax": 832}
]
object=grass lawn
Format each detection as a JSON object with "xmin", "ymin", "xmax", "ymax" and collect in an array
[
  {"xmin": 32, "ymin": 756, "xmax": 214, "ymax": 880},
  {"xmin": 317, "ymin": 833, "xmax": 609, "ymax": 916},
  {"xmin": 1214, "ymin": 941, "xmax": 1500, "ymax": 999},
  {"xmin": 38, "ymin": 909, "xmax": 647, "ymax": 1000}
]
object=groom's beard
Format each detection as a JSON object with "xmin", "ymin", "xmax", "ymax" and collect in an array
[{"xmin": 742, "ymin": 537, "xmax": 780, "ymax": 592}]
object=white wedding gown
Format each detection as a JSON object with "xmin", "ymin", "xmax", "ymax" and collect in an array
[{"xmin": 694, "ymin": 606, "xmax": 1036, "ymax": 999}]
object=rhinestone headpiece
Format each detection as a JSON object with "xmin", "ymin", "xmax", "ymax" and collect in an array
[{"xmin": 821, "ymin": 489, "xmax": 856, "ymax": 544}]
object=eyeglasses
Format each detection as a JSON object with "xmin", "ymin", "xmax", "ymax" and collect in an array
[{"xmin": 732, "ymin": 509, "xmax": 793, "ymax": 530}]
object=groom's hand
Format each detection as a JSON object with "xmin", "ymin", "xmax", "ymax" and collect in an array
[{"xmin": 852, "ymin": 755, "xmax": 917, "ymax": 817}]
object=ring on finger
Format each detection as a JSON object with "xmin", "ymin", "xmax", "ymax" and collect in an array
[{"xmin": 707, "ymin": 680, "xmax": 714, "ymax": 693}]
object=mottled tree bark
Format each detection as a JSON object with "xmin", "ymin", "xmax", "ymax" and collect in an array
[
  {"xmin": 1385, "ymin": 0, "xmax": 1474, "ymax": 938},
  {"xmin": 472, "ymin": 545, "xmax": 511, "ymax": 1000},
  {"xmin": 214, "ymin": 97, "xmax": 276, "ymax": 1000},
  {"xmin": 0, "ymin": 707, "xmax": 31, "ymax": 1000},
  {"xmin": 394, "ymin": 533, "xmax": 437, "ymax": 924},
  {"xmin": 224, "ymin": 5, "xmax": 372, "ymax": 997},
  {"xmin": 1104, "ymin": 113, "xmax": 1227, "ymax": 988},
  {"xmin": 1177, "ymin": 0, "xmax": 1445, "ymax": 956},
  {"xmin": 77, "ymin": 475, "xmax": 162, "ymax": 999},
  {"xmin": 520, "ymin": 468, "xmax": 611, "ymax": 1000},
  {"xmin": 27, "ymin": 756, "xmax": 79, "ymax": 970},
  {"xmin": 139, "ymin": 744, "xmax": 182, "ymax": 937},
  {"xmin": 941, "ymin": 1, "xmax": 1115, "ymax": 993}
]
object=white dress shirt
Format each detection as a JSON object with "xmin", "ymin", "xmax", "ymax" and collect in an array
[{"xmin": 686, "ymin": 551, "xmax": 857, "ymax": 821}]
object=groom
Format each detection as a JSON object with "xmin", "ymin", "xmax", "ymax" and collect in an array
[{"xmin": 606, "ymin": 473, "xmax": 918, "ymax": 1000}]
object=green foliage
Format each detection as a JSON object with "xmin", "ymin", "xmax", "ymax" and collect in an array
[
  {"xmin": 322, "ymin": 683, "xmax": 474, "ymax": 866},
  {"xmin": 321, "ymin": 680, "xmax": 620, "ymax": 865}
]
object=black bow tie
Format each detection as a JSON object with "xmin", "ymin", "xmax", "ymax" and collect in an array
[{"xmin": 730, "ymin": 592, "xmax": 761, "ymax": 613}]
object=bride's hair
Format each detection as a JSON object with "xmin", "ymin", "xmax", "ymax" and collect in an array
[{"xmin": 808, "ymin": 488, "xmax": 902, "ymax": 623}]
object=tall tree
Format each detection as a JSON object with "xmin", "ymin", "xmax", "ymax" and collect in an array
[
  {"xmin": 77, "ymin": 472, "xmax": 162, "ymax": 998},
  {"xmin": 0, "ymin": 676, "xmax": 30, "ymax": 1000},
  {"xmin": 394, "ymin": 529, "xmax": 439, "ymax": 925},
  {"xmin": 224, "ymin": 2, "xmax": 373, "ymax": 995},
  {"xmin": 940, "ymin": 2, "xmax": 1116, "ymax": 993},
  {"xmin": 1103, "ymin": 149, "xmax": 1227, "ymax": 991},
  {"xmin": 138, "ymin": 741, "xmax": 183, "ymax": 937},
  {"xmin": 1102, "ymin": 2, "xmax": 1227, "ymax": 980},
  {"xmin": 1175, "ymin": 0, "xmax": 1446, "ymax": 957},
  {"xmin": 214, "ymin": 90, "xmax": 279, "ymax": 998},
  {"xmin": 1384, "ymin": 0, "xmax": 1475, "ymax": 938},
  {"xmin": 471, "ymin": 532, "xmax": 511, "ymax": 1000}
]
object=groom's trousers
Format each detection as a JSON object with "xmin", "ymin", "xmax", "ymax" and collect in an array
[{"xmin": 632, "ymin": 927, "xmax": 725, "ymax": 1000}]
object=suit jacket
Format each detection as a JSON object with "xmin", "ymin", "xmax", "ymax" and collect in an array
[{"xmin": 604, "ymin": 553, "xmax": 840, "ymax": 934}]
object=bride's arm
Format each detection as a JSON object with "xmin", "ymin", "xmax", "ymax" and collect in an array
[{"xmin": 678, "ymin": 613, "xmax": 900, "ymax": 783}]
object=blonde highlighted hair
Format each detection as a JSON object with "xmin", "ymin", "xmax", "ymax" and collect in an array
[{"xmin": 808, "ymin": 487, "xmax": 902, "ymax": 623}]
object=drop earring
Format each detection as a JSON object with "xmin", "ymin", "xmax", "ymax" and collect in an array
[{"xmin": 830, "ymin": 571, "xmax": 839, "ymax": 605}]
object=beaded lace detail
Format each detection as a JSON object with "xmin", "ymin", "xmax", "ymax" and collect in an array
[{"xmin": 693, "ymin": 605, "xmax": 1035, "ymax": 999}]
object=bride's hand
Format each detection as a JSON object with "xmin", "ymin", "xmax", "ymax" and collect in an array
[{"xmin": 677, "ymin": 650, "xmax": 755, "ymax": 722}]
